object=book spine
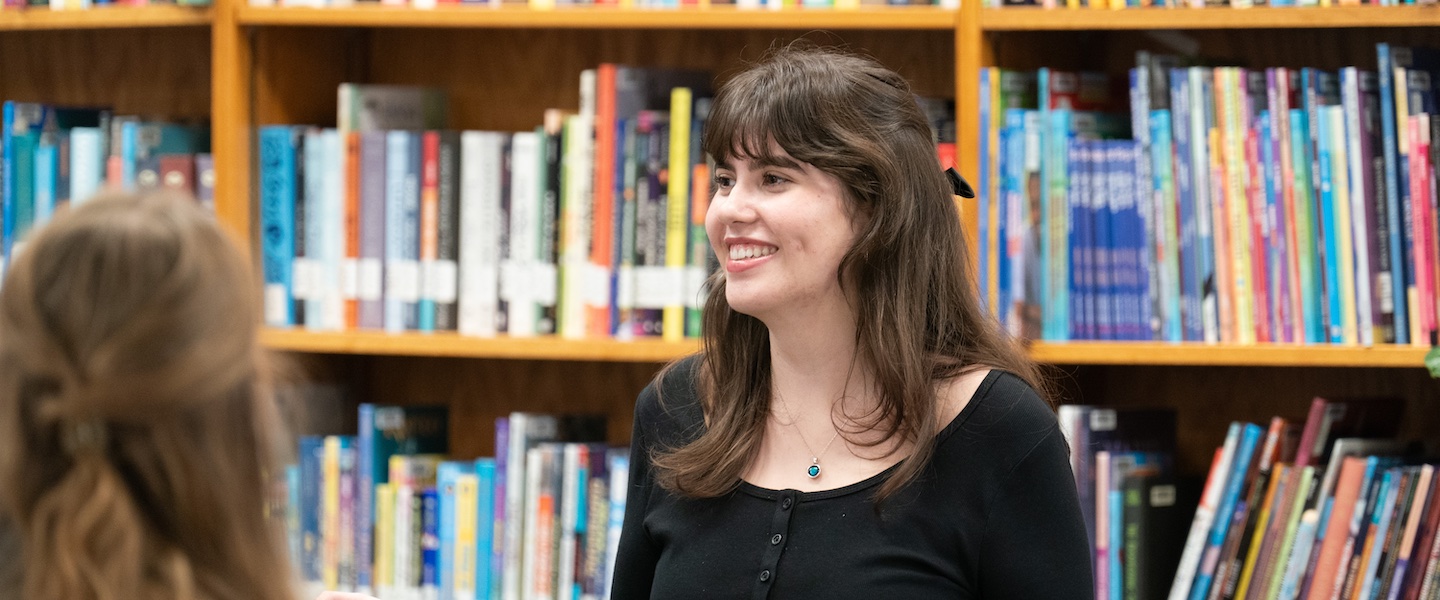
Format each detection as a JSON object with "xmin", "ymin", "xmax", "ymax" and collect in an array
[
  {"xmin": 476, "ymin": 460, "xmax": 497, "ymax": 600},
  {"xmin": 509, "ymin": 132, "xmax": 544, "ymax": 337},
  {"xmin": 258, "ymin": 126, "xmax": 297, "ymax": 328},
  {"xmin": 418, "ymin": 131, "xmax": 440, "ymax": 333},
  {"xmin": 435, "ymin": 131, "xmax": 461, "ymax": 331},
  {"xmin": 662, "ymin": 87, "xmax": 693, "ymax": 342},
  {"xmin": 344, "ymin": 132, "xmax": 361, "ymax": 330},
  {"xmin": 358, "ymin": 131, "xmax": 387, "ymax": 331},
  {"xmin": 590, "ymin": 65, "xmax": 618, "ymax": 339},
  {"xmin": 457, "ymin": 131, "xmax": 501, "ymax": 338},
  {"xmin": 454, "ymin": 472, "xmax": 480, "ymax": 600},
  {"xmin": 1376, "ymin": 44, "xmax": 1411, "ymax": 344}
]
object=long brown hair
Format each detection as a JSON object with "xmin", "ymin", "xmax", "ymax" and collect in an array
[
  {"xmin": 651, "ymin": 44, "xmax": 1047, "ymax": 504},
  {"xmin": 0, "ymin": 192, "xmax": 295, "ymax": 600}
]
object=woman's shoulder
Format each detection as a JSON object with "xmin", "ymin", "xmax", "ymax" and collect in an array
[
  {"xmin": 633, "ymin": 354, "xmax": 707, "ymax": 447},
  {"xmin": 936, "ymin": 369, "xmax": 1062, "ymax": 473}
]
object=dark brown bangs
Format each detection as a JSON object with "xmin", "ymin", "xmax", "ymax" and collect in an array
[{"xmin": 703, "ymin": 65, "xmax": 835, "ymax": 169}]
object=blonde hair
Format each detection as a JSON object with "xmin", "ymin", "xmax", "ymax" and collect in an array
[{"xmin": 0, "ymin": 192, "xmax": 294, "ymax": 600}]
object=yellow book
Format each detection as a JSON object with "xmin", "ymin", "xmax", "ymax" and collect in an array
[
  {"xmin": 1209, "ymin": 121, "xmax": 1234, "ymax": 343},
  {"xmin": 322, "ymin": 436, "xmax": 341, "ymax": 591},
  {"xmin": 1328, "ymin": 106, "xmax": 1358, "ymax": 346},
  {"xmin": 454, "ymin": 474, "xmax": 479, "ymax": 600},
  {"xmin": 664, "ymin": 87, "xmax": 693, "ymax": 342},
  {"xmin": 1221, "ymin": 68, "xmax": 1256, "ymax": 344},
  {"xmin": 375, "ymin": 483, "xmax": 395, "ymax": 598}
]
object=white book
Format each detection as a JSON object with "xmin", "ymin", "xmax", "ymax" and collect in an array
[
  {"xmin": 304, "ymin": 129, "xmax": 329, "ymax": 332},
  {"xmin": 521, "ymin": 448, "xmax": 546, "ymax": 600},
  {"xmin": 323, "ymin": 129, "xmax": 346, "ymax": 332},
  {"xmin": 458, "ymin": 131, "xmax": 504, "ymax": 338},
  {"xmin": 504, "ymin": 414, "xmax": 559, "ymax": 600},
  {"xmin": 1342, "ymin": 69, "xmax": 1375, "ymax": 347},
  {"xmin": 69, "ymin": 127, "xmax": 103, "ymax": 206},
  {"xmin": 507, "ymin": 131, "xmax": 543, "ymax": 338},
  {"xmin": 1168, "ymin": 423, "xmax": 1241, "ymax": 600}
]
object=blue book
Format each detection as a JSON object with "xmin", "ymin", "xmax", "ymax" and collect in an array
[
  {"xmin": 258, "ymin": 126, "xmax": 298, "ymax": 328},
  {"xmin": 298, "ymin": 435, "xmax": 326, "ymax": 586},
  {"xmin": 421, "ymin": 488, "xmax": 441, "ymax": 597},
  {"xmin": 1188, "ymin": 422, "xmax": 1263, "ymax": 600},
  {"xmin": 385, "ymin": 131, "xmax": 416, "ymax": 332},
  {"xmin": 34, "ymin": 126, "xmax": 56, "ymax": 229},
  {"xmin": 1317, "ymin": 107, "xmax": 1345, "ymax": 344},
  {"xmin": 1288, "ymin": 110, "xmax": 1325, "ymax": 343},
  {"xmin": 1169, "ymin": 70, "xmax": 1202, "ymax": 342},
  {"xmin": 1067, "ymin": 138, "xmax": 1086, "ymax": 340},
  {"xmin": 999, "ymin": 110, "xmax": 1027, "ymax": 332},
  {"xmin": 979, "ymin": 68, "xmax": 993, "ymax": 313},
  {"xmin": 1097, "ymin": 140, "xmax": 1118, "ymax": 341},
  {"xmin": 120, "ymin": 120, "xmax": 138, "ymax": 191},
  {"xmin": 437, "ymin": 461, "xmax": 465, "ymax": 600},
  {"xmin": 475, "ymin": 459, "xmax": 497, "ymax": 600},
  {"xmin": 1043, "ymin": 106, "xmax": 1074, "ymax": 341},
  {"xmin": 1258, "ymin": 110, "xmax": 1285, "ymax": 342},
  {"xmin": 303, "ymin": 129, "xmax": 327, "ymax": 331},
  {"xmin": 1188, "ymin": 68, "xmax": 1220, "ymax": 344}
]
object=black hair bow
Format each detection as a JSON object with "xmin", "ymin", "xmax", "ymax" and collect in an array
[{"xmin": 945, "ymin": 167, "xmax": 975, "ymax": 199}]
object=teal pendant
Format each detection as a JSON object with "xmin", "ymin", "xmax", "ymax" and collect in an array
[{"xmin": 807, "ymin": 464, "xmax": 821, "ymax": 478}]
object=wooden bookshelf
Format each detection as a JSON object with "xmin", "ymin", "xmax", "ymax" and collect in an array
[
  {"xmin": 236, "ymin": 5, "xmax": 956, "ymax": 29},
  {"xmin": 980, "ymin": 5, "xmax": 1440, "ymax": 30},
  {"xmin": 261, "ymin": 329, "xmax": 699, "ymax": 361},
  {"xmin": 261, "ymin": 330, "xmax": 1431, "ymax": 368},
  {"xmin": 0, "ymin": 5, "xmax": 211, "ymax": 30}
]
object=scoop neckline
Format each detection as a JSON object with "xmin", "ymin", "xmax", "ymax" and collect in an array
[{"xmin": 735, "ymin": 369, "xmax": 1005, "ymax": 502}]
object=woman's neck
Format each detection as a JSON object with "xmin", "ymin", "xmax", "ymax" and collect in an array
[{"xmin": 764, "ymin": 300, "xmax": 874, "ymax": 417}]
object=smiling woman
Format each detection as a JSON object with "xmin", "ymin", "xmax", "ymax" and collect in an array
[{"xmin": 608, "ymin": 44, "xmax": 1094, "ymax": 600}]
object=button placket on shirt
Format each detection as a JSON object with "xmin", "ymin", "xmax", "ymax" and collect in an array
[{"xmin": 751, "ymin": 490, "xmax": 797, "ymax": 600}]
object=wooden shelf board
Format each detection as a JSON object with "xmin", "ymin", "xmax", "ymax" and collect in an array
[
  {"xmin": 237, "ymin": 5, "xmax": 955, "ymax": 29},
  {"xmin": 263, "ymin": 330, "xmax": 1427, "ymax": 368},
  {"xmin": 261, "ymin": 329, "xmax": 700, "ymax": 362},
  {"xmin": 980, "ymin": 5, "xmax": 1440, "ymax": 30},
  {"xmin": 0, "ymin": 5, "xmax": 212, "ymax": 30},
  {"xmin": 1027, "ymin": 341, "xmax": 1428, "ymax": 368}
]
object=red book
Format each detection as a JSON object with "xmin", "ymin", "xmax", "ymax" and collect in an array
[
  {"xmin": 1305, "ymin": 456, "xmax": 1369, "ymax": 600},
  {"xmin": 589, "ymin": 64, "xmax": 619, "ymax": 338}
]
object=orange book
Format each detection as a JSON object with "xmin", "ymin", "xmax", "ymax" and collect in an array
[
  {"xmin": 1305, "ymin": 456, "xmax": 1369, "ymax": 600},
  {"xmin": 344, "ymin": 131, "xmax": 361, "ymax": 330},
  {"xmin": 419, "ymin": 132, "xmax": 440, "ymax": 332},
  {"xmin": 589, "ymin": 63, "xmax": 619, "ymax": 338}
]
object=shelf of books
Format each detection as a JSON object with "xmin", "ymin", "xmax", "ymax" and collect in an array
[
  {"xmin": 235, "ymin": 5, "xmax": 956, "ymax": 29},
  {"xmin": 261, "ymin": 329, "xmax": 699, "ymax": 360},
  {"xmin": 0, "ymin": 5, "xmax": 212, "ymax": 30},
  {"xmin": 980, "ymin": 5, "xmax": 1440, "ymax": 31},
  {"xmin": 1028, "ymin": 341, "xmax": 1428, "ymax": 367}
]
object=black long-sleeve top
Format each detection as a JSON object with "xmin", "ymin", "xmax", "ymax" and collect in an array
[{"xmin": 609, "ymin": 357, "xmax": 1094, "ymax": 600}]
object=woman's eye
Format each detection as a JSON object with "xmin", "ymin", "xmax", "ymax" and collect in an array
[
  {"xmin": 762, "ymin": 173, "xmax": 788, "ymax": 186},
  {"xmin": 713, "ymin": 175, "xmax": 734, "ymax": 189}
]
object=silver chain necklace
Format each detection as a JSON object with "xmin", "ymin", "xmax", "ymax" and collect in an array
[{"xmin": 774, "ymin": 390, "xmax": 841, "ymax": 479}]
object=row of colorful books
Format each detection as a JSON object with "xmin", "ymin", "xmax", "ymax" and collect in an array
[
  {"xmin": 257, "ymin": 70, "xmax": 715, "ymax": 341},
  {"xmin": 977, "ymin": 44, "xmax": 1440, "ymax": 347},
  {"xmin": 250, "ymin": 0, "xmax": 953, "ymax": 9},
  {"xmin": 1164, "ymin": 396, "xmax": 1434, "ymax": 600},
  {"xmin": 992, "ymin": 0, "xmax": 1431, "ymax": 9},
  {"xmin": 283, "ymin": 405, "xmax": 625, "ymax": 600},
  {"xmin": 1058, "ymin": 406, "xmax": 1185, "ymax": 600},
  {"xmin": 258, "ymin": 78, "xmax": 959, "ymax": 341},
  {"xmin": 0, "ymin": 103, "xmax": 214, "ymax": 267}
]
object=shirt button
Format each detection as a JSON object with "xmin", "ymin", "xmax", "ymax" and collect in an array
[
  {"xmin": 781, "ymin": 497, "xmax": 793, "ymax": 510},
  {"xmin": 771, "ymin": 534, "xmax": 783, "ymax": 545},
  {"xmin": 760, "ymin": 570, "xmax": 772, "ymax": 582}
]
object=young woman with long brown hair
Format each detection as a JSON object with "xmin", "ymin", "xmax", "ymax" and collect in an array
[
  {"xmin": 0, "ymin": 191, "xmax": 297, "ymax": 600},
  {"xmin": 609, "ymin": 45, "xmax": 1093, "ymax": 599}
]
